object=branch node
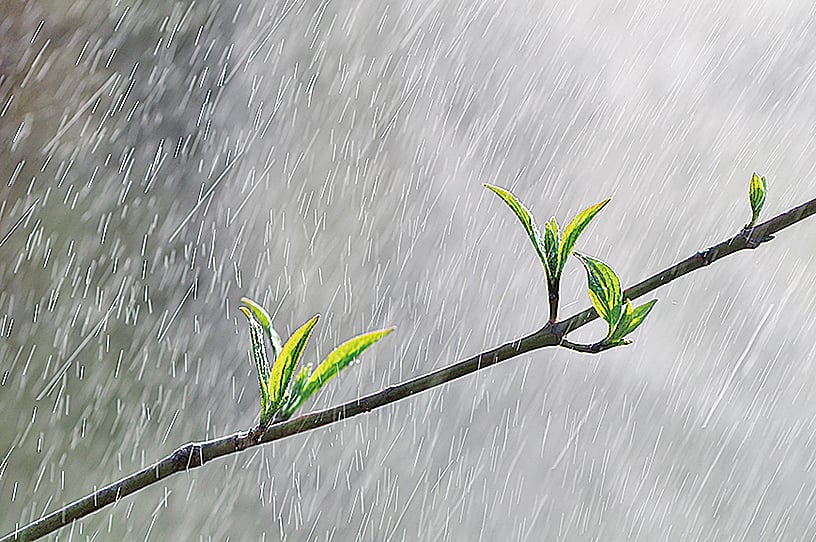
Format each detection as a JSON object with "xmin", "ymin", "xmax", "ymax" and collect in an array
[
  {"xmin": 247, "ymin": 424, "xmax": 267, "ymax": 445},
  {"xmin": 740, "ymin": 225, "xmax": 775, "ymax": 249},
  {"xmin": 170, "ymin": 442, "xmax": 204, "ymax": 470},
  {"xmin": 538, "ymin": 320, "xmax": 564, "ymax": 342},
  {"xmin": 695, "ymin": 248, "xmax": 714, "ymax": 266},
  {"xmin": 747, "ymin": 233, "xmax": 775, "ymax": 248}
]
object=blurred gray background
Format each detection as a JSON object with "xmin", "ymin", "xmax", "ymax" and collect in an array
[{"xmin": 2, "ymin": 0, "xmax": 816, "ymax": 540}]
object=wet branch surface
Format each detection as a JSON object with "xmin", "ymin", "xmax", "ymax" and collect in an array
[{"xmin": 4, "ymin": 194, "xmax": 816, "ymax": 542}]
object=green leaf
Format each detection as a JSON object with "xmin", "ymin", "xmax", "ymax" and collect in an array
[
  {"xmin": 543, "ymin": 217, "xmax": 560, "ymax": 282},
  {"xmin": 291, "ymin": 363, "xmax": 312, "ymax": 397},
  {"xmin": 574, "ymin": 252, "xmax": 622, "ymax": 326},
  {"xmin": 277, "ymin": 363, "xmax": 313, "ymax": 420},
  {"xmin": 608, "ymin": 298, "xmax": 657, "ymax": 343},
  {"xmin": 623, "ymin": 299, "xmax": 657, "ymax": 336},
  {"xmin": 299, "ymin": 327, "xmax": 395, "ymax": 407},
  {"xmin": 748, "ymin": 172, "xmax": 767, "ymax": 227},
  {"xmin": 240, "ymin": 296, "xmax": 284, "ymax": 360},
  {"xmin": 558, "ymin": 199, "xmax": 610, "ymax": 275},
  {"xmin": 484, "ymin": 184, "xmax": 548, "ymax": 277},
  {"xmin": 268, "ymin": 315, "xmax": 320, "ymax": 416},
  {"xmin": 239, "ymin": 306, "xmax": 272, "ymax": 418},
  {"xmin": 608, "ymin": 299, "xmax": 634, "ymax": 343}
]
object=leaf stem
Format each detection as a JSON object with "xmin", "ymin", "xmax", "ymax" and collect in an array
[{"xmin": 547, "ymin": 278, "xmax": 559, "ymax": 323}]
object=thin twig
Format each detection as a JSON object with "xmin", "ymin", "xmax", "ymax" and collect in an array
[
  {"xmin": 559, "ymin": 339, "xmax": 623, "ymax": 354},
  {"xmin": 4, "ymin": 194, "xmax": 816, "ymax": 542}
]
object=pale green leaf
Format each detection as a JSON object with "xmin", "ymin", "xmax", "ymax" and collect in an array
[
  {"xmin": 291, "ymin": 363, "xmax": 312, "ymax": 397},
  {"xmin": 558, "ymin": 199, "xmax": 610, "ymax": 275},
  {"xmin": 268, "ymin": 315, "xmax": 320, "ymax": 414},
  {"xmin": 277, "ymin": 363, "xmax": 313, "ymax": 421},
  {"xmin": 609, "ymin": 299, "xmax": 657, "ymax": 344},
  {"xmin": 748, "ymin": 172, "xmax": 767, "ymax": 227},
  {"xmin": 300, "ymin": 327, "xmax": 395, "ymax": 405},
  {"xmin": 484, "ymin": 184, "xmax": 549, "ymax": 277},
  {"xmin": 608, "ymin": 299, "xmax": 635, "ymax": 343},
  {"xmin": 239, "ymin": 306, "xmax": 271, "ymax": 418},
  {"xmin": 622, "ymin": 299, "xmax": 657, "ymax": 337},
  {"xmin": 574, "ymin": 252, "xmax": 622, "ymax": 326},
  {"xmin": 543, "ymin": 217, "xmax": 560, "ymax": 282},
  {"xmin": 240, "ymin": 296, "xmax": 284, "ymax": 360}
]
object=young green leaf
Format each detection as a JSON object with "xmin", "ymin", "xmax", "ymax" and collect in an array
[
  {"xmin": 240, "ymin": 296, "xmax": 284, "ymax": 360},
  {"xmin": 558, "ymin": 199, "xmax": 610, "ymax": 276},
  {"xmin": 268, "ymin": 315, "xmax": 320, "ymax": 415},
  {"xmin": 277, "ymin": 363, "xmax": 313, "ymax": 420},
  {"xmin": 574, "ymin": 252, "xmax": 622, "ymax": 326},
  {"xmin": 748, "ymin": 172, "xmax": 767, "ymax": 228},
  {"xmin": 484, "ymin": 184, "xmax": 548, "ymax": 274},
  {"xmin": 622, "ymin": 299, "xmax": 657, "ymax": 337},
  {"xmin": 543, "ymin": 217, "xmax": 560, "ymax": 282},
  {"xmin": 608, "ymin": 299, "xmax": 635, "ymax": 343},
  {"xmin": 299, "ymin": 327, "xmax": 395, "ymax": 407},
  {"xmin": 239, "ymin": 307, "xmax": 272, "ymax": 418},
  {"xmin": 608, "ymin": 299, "xmax": 657, "ymax": 343},
  {"xmin": 291, "ymin": 363, "xmax": 312, "ymax": 397}
]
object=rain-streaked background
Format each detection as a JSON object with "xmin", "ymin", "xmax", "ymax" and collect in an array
[{"xmin": 2, "ymin": 1, "xmax": 816, "ymax": 539}]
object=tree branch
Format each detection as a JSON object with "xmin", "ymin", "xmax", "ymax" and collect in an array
[{"xmin": 4, "ymin": 194, "xmax": 816, "ymax": 542}]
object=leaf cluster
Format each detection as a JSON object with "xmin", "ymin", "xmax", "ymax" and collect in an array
[
  {"xmin": 483, "ymin": 185, "xmax": 608, "ymax": 321},
  {"xmin": 240, "ymin": 297, "xmax": 394, "ymax": 425},
  {"xmin": 485, "ymin": 172, "xmax": 767, "ymax": 351},
  {"xmin": 484, "ymin": 183, "xmax": 655, "ymax": 349},
  {"xmin": 573, "ymin": 253, "xmax": 656, "ymax": 347}
]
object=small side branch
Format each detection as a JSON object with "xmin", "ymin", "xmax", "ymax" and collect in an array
[{"xmin": 560, "ymin": 339, "xmax": 623, "ymax": 354}]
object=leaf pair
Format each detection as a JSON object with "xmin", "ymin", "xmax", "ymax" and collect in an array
[
  {"xmin": 240, "ymin": 297, "xmax": 394, "ymax": 425},
  {"xmin": 484, "ymin": 184, "xmax": 609, "ymax": 319},
  {"xmin": 573, "ymin": 253, "xmax": 656, "ymax": 346}
]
